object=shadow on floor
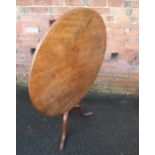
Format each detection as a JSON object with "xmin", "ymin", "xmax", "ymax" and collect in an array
[{"xmin": 16, "ymin": 85, "xmax": 139, "ymax": 155}]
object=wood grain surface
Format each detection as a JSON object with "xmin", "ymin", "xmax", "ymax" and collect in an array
[{"xmin": 29, "ymin": 8, "xmax": 106, "ymax": 116}]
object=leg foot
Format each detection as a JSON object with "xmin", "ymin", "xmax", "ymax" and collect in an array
[
  {"xmin": 59, "ymin": 111, "xmax": 69, "ymax": 151},
  {"xmin": 73, "ymin": 104, "xmax": 93, "ymax": 117}
]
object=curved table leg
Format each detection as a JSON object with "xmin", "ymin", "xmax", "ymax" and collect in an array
[
  {"xmin": 59, "ymin": 111, "xmax": 69, "ymax": 151},
  {"xmin": 59, "ymin": 104, "xmax": 93, "ymax": 150},
  {"xmin": 74, "ymin": 104, "xmax": 93, "ymax": 116}
]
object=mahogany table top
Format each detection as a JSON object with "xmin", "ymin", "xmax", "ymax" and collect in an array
[{"xmin": 29, "ymin": 8, "xmax": 106, "ymax": 116}]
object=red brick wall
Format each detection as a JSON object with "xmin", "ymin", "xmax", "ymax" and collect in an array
[{"xmin": 16, "ymin": 0, "xmax": 139, "ymax": 95}]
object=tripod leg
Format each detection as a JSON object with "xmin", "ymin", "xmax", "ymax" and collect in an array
[
  {"xmin": 59, "ymin": 111, "xmax": 69, "ymax": 150},
  {"xmin": 59, "ymin": 104, "xmax": 92, "ymax": 150},
  {"xmin": 74, "ymin": 104, "xmax": 93, "ymax": 117}
]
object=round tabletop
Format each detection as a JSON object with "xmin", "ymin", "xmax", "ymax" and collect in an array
[{"xmin": 29, "ymin": 8, "xmax": 106, "ymax": 116}]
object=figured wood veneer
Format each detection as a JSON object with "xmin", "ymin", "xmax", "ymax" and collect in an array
[{"xmin": 29, "ymin": 8, "xmax": 106, "ymax": 116}]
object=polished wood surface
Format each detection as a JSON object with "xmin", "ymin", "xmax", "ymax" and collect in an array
[{"xmin": 29, "ymin": 8, "xmax": 106, "ymax": 116}]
